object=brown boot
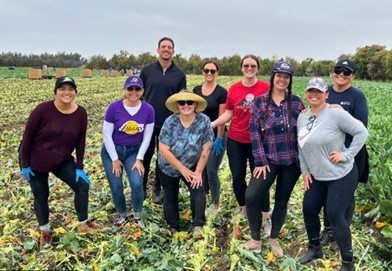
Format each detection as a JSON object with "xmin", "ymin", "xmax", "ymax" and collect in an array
[
  {"xmin": 78, "ymin": 220, "xmax": 99, "ymax": 233},
  {"xmin": 39, "ymin": 230, "xmax": 52, "ymax": 250}
]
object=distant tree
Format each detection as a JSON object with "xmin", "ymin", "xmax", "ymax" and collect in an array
[
  {"xmin": 137, "ymin": 52, "xmax": 156, "ymax": 68},
  {"xmin": 259, "ymin": 58, "xmax": 274, "ymax": 75},
  {"xmin": 220, "ymin": 54, "xmax": 242, "ymax": 76},
  {"xmin": 353, "ymin": 44, "xmax": 386, "ymax": 80},
  {"xmin": 299, "ymin": 58, "xmax": 314, "ymax": 76},
  {"xmin": 187, "ymin": 54, "xmax": 202, "ymax": 74},
  {"xmin": 86, "ymin": 55, "xmax": 109, "ymax": 69},
  {"xmin": 368, "ymin": 49, "xmax": 388, "ymax": 81},
  {"xmin": 385, "ymin": 50, "xmax": 392, "ymax": 81},
  {"xmin": 172, "ymin": 53, "xmax": 187, "ymax": 71}
]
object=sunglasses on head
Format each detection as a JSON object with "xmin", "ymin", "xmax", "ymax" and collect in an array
[
  {"xmin": 202, "ymin": 68, "xmax": 217, "ymax": 74},
  {"xmin": 334, "ymin": 67, "xmax": 353, "ymax": 76},
  {"xmin": 243, "ymin": 64, "xmax": 257, "ymax": 69},
  {"xmin": 306, "ymin": 115, "xmax": 316, "ymax": 131},
  {"xmin": 127, "ymin": 86, "xmax": 142, "ymax": 91},
  {"xmin": 177, "ymin": 100, "xmax": 195, "ymax": 106}
]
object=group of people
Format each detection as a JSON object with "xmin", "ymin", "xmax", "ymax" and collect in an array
[{"xmin": 20, "ymin": 37, "xmax": 368, "ymax": 270}]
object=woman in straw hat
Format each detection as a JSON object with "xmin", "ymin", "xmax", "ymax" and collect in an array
[{"xmin": 158, "ymin": 90, "xmax": 214, "ymax": 239}]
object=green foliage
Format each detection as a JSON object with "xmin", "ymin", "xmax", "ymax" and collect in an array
[{"xmin": 0, "ymin": 75, "xmax": 391, "ymax": 270}]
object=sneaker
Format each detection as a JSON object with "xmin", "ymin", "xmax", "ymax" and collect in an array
[
  {"xmin": 240, "ymin": 239, "xmax": 262, "ymax": 253},
  {"xmin": 192, "ymin": 226, "xmax": 203, "ymax": 240},
  {"xmin": 39, "ymin": 230, "xmax": 52, "ymax": 250},
  {"xmin": 160, "ymin": 227, "xmax": 177, "ymax": 236},
  {"xmin": 114, "ymin": 216, "xmax": 128, "ymax": 227},
  {"xmin": 78, "ymin": 220, "xmax": 99, "ymax": 233},
  {"xmin": 262, "ymin": 218, "xmax": 272, "ymax": 237},
  {"xmin": 133, "ymin": 214, "xmax": 145, "ymax": 229},
  {"xmin": 269, "ymin": 238, "xmax": 284, "ymax": 258},
  {"xmin": 152, "ymin": 190, "xmax": 163, "ymax": 204}
]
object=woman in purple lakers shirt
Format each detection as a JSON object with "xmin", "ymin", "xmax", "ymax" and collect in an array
[{"xmin": 101, "ymin": 76, "xmax": 155, "ymax": 229}]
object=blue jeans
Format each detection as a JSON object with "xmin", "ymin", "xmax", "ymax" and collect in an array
[
  {"xmin": 203, "ymin": 132, "xmax": 227, "ymax": 205},
  {"xmin": 101, "ymin": 144, "xmax": 144, "ymax": 214}
]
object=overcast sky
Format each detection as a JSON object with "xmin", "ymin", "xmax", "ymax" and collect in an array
[{"xmin": 1, "ymin": 0, "xmax": 391, "ymax": 62}]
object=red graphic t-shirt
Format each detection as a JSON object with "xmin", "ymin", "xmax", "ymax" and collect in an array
[{"xmin": 226, "ymin": 79, "xmax": 270, "ymax": 143}]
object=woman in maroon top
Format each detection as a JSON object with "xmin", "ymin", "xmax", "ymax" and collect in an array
[{"xmin": 20, "ymin": 76, "xmax": 98, "ymax": 250}]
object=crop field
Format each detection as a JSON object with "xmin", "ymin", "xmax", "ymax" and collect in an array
[{"xmin": 0, "ymin": 72, "xmax": 391, "ymax": 270}]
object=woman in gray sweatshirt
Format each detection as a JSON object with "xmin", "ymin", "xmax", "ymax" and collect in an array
[{"xmin": 297, "ymin": 77, "xmax": 368, "ymax": 271}]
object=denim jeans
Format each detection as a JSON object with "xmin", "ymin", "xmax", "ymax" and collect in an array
[
  {"xmin": 101, "ymin": 144, "xmax": 144, "ymax": 214},
  {"xmin": 29, "ymin": 158, "xmax": 90, "ymax": 225},
  {"xmin": 159, "ymin": 169, "xmax": 206, "ymax": 230},
  {"xmin": 203, "ymin": 132, "xmax": 227, "ymax": 205}
]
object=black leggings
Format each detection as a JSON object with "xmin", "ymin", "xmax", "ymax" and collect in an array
[
  {"xmin": 227, "ymin": 138, "xmax": 270, "ymax": 209},
  {"xmin": 303, "ymin": 166, "xmax": 358, "ymax": 261},
  {"xmin": 246, "ymin": 163, "xmax": 301, "ymax": 240},
  {"xmin": 143, "ymin": 126, "xmax": 161, "ymax": 193},
  {"xmin": 29, "ymin": 158, "xmax": 90, "ymax": 226}
]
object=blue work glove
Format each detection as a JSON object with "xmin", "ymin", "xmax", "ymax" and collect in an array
[
  {"xmin": 212, "ymin": 137, "xmax": 224, "ymax": 156},
  {"xmin": 21, "ymin": 167, "xmax": 35, "ymax": 182},
  {"xmin": 75, "ymin": 169, "xmax": 90, "ymax": 184}
]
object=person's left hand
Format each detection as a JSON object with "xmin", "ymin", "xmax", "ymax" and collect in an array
[
  {"xmin": 131, "ymin": 159, "xmax": 144, "ymax": 176},
  {"xmin": 211, "ymin": 137, "xmax": 223, "ymax": 156},
  {"xmin": 329, "ymin": 151, "xmax": 343, "ymax": 163},
  {"xmin": 75, "ymin": 169, "xmax": 90, "ymax": 184},
  {"xmin": 190, "ymin": 171, "xmax": 203, "ymax": 189}
]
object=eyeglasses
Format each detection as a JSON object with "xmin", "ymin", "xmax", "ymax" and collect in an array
[
  {"xmin": 202, "ymin": 68, "xmax": 217, "ymax": 74},
  {"xmin": 306, "ymin": 115, "xmax": 316, "ymax": 131},
  {"xmin": 243, "ymin": 64, "xmax": 257, "ymax": 69},
  {"xmin": 334, "ymin": 67, "xmax": 353, "ymax": 76},
  {"xmin": 127, "ymin": 86, "xmax": 142, "ymax": 91},
  {"xmin": 177, "ymin": 100, "xmax": 195, "ymax": 106}
]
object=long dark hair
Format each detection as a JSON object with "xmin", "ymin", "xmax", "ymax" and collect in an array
[{"xmin": 263, "ymin": 73, "xmax": 293, "ymax": 138}]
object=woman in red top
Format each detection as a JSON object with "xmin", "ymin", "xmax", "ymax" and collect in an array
[{"xmin": 212, "ymin": 55, "xmax": 271, "ymax": 228}]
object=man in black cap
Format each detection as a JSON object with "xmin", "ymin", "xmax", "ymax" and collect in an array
[{"xmin": 320, "ymin": 59, "xmax": 369, "ymax": 253}]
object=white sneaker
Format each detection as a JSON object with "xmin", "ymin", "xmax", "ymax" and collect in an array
[
  {"xmin": 262, "ymin": 218, "xmax": 272, "ymax": 237},
  {"xmin": 114, "ymin": 216, "xmax": 128, "ymax": 227},
  {"xmin": 133, "ymin": 213, "xmax": 145, "ymax": 229}
]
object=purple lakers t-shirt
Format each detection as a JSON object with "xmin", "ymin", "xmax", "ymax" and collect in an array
[{"xmin": 104, "ymin": 100, "xmax": 154, "ymax": 146}]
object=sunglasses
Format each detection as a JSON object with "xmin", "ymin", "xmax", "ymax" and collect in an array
[
  {"xmin": 177, "ymin": 100, "xmax": 195, "ymax": 106},
  {"xmin": 243, "ymin": 64, "xmax": 257, "ymax": 69},
  {"xmin": 334, "ymin": 67, "xmax": 353, "ymax": 76},
  {"xmin": 202, "ymin": 68, "xmax": 217, "ymax": 74},
  {"xmin": 127, "ymin": 86, "xmax": 142, "ymax": 91},
  {"xmin": 306, "ymin": 115, "xmax": 316, "ymax": 131}
]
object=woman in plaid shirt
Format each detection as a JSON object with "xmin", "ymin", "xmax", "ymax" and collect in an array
[{"xmin": 241, "ymin": 61, "xmax": 304, "ymax": 257}]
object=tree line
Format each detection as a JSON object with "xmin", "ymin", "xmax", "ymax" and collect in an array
[{"xmin": 1, "ymin": 44, "xmax": 391, "ymax": 80}]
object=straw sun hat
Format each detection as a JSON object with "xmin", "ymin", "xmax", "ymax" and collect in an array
[{"xmin": 165, "ymin": 90, "xmax": 207, "ymax": 113}]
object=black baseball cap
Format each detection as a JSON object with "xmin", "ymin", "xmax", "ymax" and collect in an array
[
  {"xmin": 335, "ymin": 59, "xmax": 356, "ymax": 73},
  {"xmin": 54, "ymin": 76, "xmax": 77, "ymax": 92}
]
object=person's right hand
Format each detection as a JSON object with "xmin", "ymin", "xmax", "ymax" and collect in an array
[
  {"xmin": 21, "ymin": 167, "xmax": 35, "ymax": 182},
  {"xmin": 112, "ymin": 160, "xmax": 123, "ymax": 177},
  {"xmin": 253, "ymin": 165, "xmax": 270, "ymax": 180},
  {"xmin": 180, "ymin": 167, "xmax": 194, "ymax": 183}
]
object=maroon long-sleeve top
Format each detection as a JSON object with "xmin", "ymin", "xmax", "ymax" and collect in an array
[{"xmin": 20, "ymin": 100, "xmax": 88, "ymax": 172}]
